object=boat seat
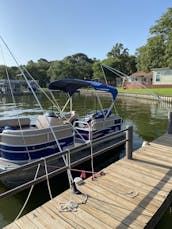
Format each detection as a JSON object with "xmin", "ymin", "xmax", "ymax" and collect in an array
[
  {"xmin": 83, "ymin": 109, "xmax": 112, "ymax": 123},
  {"xmin": 1, "ymin": 124, "xmax": 73, "ymax": 145},
  {"xmin": 0, "ymin": 118, "xmax": 30, "ymax": 128},
  {"xmin": 62, "ymin": 111, "xmax": 78, "ymax": 124},
  {"xmin": 36, "ymin": 115, "xmax": 64, "ymax": 129}
]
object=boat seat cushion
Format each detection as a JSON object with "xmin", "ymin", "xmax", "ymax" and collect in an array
[{"xmin": 36, "ymin": 115, "xmax": 64, "ymax": 128}]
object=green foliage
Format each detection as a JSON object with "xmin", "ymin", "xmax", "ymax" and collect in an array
[
  {"xmin": 106, "ymin": 43, "xmax": 137, "ymax": 74},
  {"xmin": 0, "ymin": 65, "xmax": 20, "ymax": 79},
  {"xmin": 26, "ymin": 59, "xmax": 51, "ymax": 87},
  {"xmin": 136, "ymin": 35, "xmax": 165, "ymax": 71},
  {"xmin": 136, "ymin": 8, "xmax": 172, "ymax": 71},
  {"xmin": 48, "ymin": 53, "xmax": 94, "ymax": 81},
  {"xmin": 107, "ymin": 43, "xmax": 129, "ymax": 58},
  {"xmin": 92, "ymin": 61, "xmax": 105, "ymax": 81},
  {"xmin": 93, "ymin": 44, "xmax": 136, "ymax": 84},
  {"xmin": 118, "ymin": 87, "xmax": 172, "ymax": 96},
  {"xmin": 0, "ymin": 65, "xmax": 8, "ymax": 79},
  {"xmin": 149, "ymin": 8, "xmax": 172, "ymax": 39}
]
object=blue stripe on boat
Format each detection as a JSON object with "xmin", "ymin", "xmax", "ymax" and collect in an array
[
  {"xmin": 75, "ymin": 125, "xmax": 121, "ymax": 141},
  {"xmin": 0, "ymin": 136, "xmax": 74, "ymax": 161}
]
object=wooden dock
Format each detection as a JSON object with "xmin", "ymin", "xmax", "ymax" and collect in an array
[{"xmin": 3, "ymin": 132, "xmax": 172, "ymax": 229}]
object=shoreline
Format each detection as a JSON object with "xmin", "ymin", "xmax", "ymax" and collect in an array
[
  {"xmin": 118, "ymin": 92, "xmax": 172, "ymax": 103},
  {"xmin": 80, "ymin": 89, "xmax": 172, "ymax": 103}
]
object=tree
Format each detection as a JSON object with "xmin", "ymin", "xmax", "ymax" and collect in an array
[
  {"xmin": 165, "ymin": 32, "xmax": 172, "ymax": 68},
  {"xmin": 136, "ymin": 35, "xmax": 165, "ymax": 71},
  {"xmin": 47, "ymin": 60, "xmax": 72, "ymax": 80},
  {"xmin": 107, "ymin": 43, "xmax": 129, "ymax": 58},
  {"xmin": 0, "ymin": 65, "xmax": 7, "ymax": 79},
  {"xmin": 136, "ymin": 8, "xmax": 172, "ymax": 70},
  {"xmin": 93, "ymin": 43, "xmax": 136, "ymax": 84},
  {"xmin": 0, "ymin": 65, "xmax": 20, "ymax": 79},
  {"xmin": 48, "ymin": 53, "xmax": 94, "ymax": 81},
  {"xmin": 149, "ymin": 8, "xmax": 172, "ymax": 40},
  {"xmin": 106, "ymin": 43, "xmax": 136, "ymax": 74},
  {"xmin": 92, "ymin": 61, "xmax": 104, "ymax": 81},
  {"xmin": 26, "ymin": 59, "xmax": 50, "ymax": 87}
]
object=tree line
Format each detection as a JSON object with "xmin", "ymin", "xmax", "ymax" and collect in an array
[{"xmin": 0, "ymin": 8, "xmax": 171, "ymax": 87}]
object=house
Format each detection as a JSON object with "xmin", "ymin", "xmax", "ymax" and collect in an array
[
  {"xmin": 123, "ymin": 68, "xmax": 172, "ymax": 89},
  {"xmin": 122, "ymin": 71, "xmax": 153, "ymax": 89},
  {"xmin": 152, "ymin": 68, "xmax": 172, "ymax": 87}
]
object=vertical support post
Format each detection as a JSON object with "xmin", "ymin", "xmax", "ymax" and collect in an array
[
  {"xmin": 126, "ymin": 126, "xmax": 133, "ymax": 159},
  {"xmin": 168, "ymin": 111, "xmax": 172, "ymax": 134}
]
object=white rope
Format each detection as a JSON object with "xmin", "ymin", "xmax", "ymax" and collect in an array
[
  {"xmin": 49, "ymin": 90, "xmax": 62, "ymax": 113},
  {"xmin": 102, "ymin": 64, "xmax": 160, "ymax": 101},
  {"xmin": 66, "ymin": 149, "xmax": 73, "ymax": 189},
  {"xmin": 14, "ymin": 163, "xmax": 41, "ymax": 221},
  {"xmin": 43, "ymin": 158, "xmax": 53, "ymax": 200},
  {"xmin": 0, "ymin": 41, "xmax": 31, "ymax": 161},
  {"xmin": 59, "ymin": 193, "xmax": 88, "ymax": 212},
  {"xmin": 21, "ymin": 67, "xmax": 63, "ymax": 114},
  {"xmin": 101, "ymin": 64, "xmax": 108, "ymax": 85},
  {"xmin": 89, "ymin": 125, "xmax": 95, "ymax": 176}
]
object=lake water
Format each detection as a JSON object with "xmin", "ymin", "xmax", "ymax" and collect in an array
[{"xmin": 0, "ymin": 92, "xmax": 172, "ymax": 228}]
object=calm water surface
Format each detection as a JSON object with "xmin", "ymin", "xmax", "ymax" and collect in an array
[{"xmin": 0, "ymin": 93, "xmax": 171, "ymax": 228}]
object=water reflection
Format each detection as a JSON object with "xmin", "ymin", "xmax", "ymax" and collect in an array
[{"xmin": 116, "ymin": 97, "xmax": 169, "ymax": 141}]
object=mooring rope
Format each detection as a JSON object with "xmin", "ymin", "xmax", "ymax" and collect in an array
[
  {"xmin": 43, "ymin": 158, "xmax": 53, "ymax": 200},
  {"xmin": 59, "ymin": 193, "xmax": 88, "ymax": 212},
  {"xmin": 14, "ymin": 163, "xmax": 41, "ymax": 221},
  {"xmin": 89, "ymin": 125, "xmax": 95, "ymax": 178},
  {"xmin": 0, "ymin": 41, "xmax": 32, "ymax": 161}
]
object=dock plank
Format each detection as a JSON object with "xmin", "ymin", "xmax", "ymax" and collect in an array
[
  {"xmin": 108, "ymin": 162, "xmax": 172, "ymax": 193},
  {"xmin": 3, "ymin": 133, "xmax": 172, "ymax": 229},
  {"xmin": 76, "ymin": 182, "xmax": 149, "ymax": 229},
  {"xmin": 55, "ymin": 195, "xmax": 117, "ymax": 229}
]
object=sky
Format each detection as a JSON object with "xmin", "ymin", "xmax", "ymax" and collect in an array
[{"xmin": 0, "ymin": 0, "xmax": 171, "ymax": 66}]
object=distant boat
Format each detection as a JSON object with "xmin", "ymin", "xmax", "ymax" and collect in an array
[{"xmin": 0, "ymin": 79, "xmax": 39, "ymax": 95}]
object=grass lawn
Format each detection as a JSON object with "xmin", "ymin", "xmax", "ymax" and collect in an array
[{"xmin": 117, "ymin": 88, "xmax": 172, "ymax": 96}]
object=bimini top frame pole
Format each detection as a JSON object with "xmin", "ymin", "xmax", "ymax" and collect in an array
[{"xmin": 48, "ymin": 78, "xmax": 118, "ymax": 120}]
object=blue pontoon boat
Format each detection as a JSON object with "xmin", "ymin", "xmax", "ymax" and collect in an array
[
  {"xmin": 48, "ymin": 79, "xmax": 122, "ymax": 142},
  {"xmin": 0, "ymin": 78, "xmax": 123, "ymax": 187}
]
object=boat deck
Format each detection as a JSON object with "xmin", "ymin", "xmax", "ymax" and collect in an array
[
  {"xmin": 3, "ymin": 132, "xmax": 172, "ymax": 228},
  {"xmin": 0, "ymin": 160, "xmax": 19, "ymax": 172}
]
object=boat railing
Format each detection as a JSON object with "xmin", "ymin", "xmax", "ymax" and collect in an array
[{"xmin": 0, "ymin": 126, "xmax": 133, "ymax": 200}]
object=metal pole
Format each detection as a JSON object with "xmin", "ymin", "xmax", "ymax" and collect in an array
[
  {"xmin": 168, "ymin": 111, "xmax": 172, "ymax": 134},
  {"xmin": 126, "ymin": 126, "xmax": 133, "ymax": 159}
]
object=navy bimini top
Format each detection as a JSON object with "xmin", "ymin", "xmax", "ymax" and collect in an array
[{"xmin": 48, "ymin": 79, "xmax": 118, "ymax": 100}]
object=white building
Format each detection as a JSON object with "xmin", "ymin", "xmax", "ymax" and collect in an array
[{"xmin": 152, "ymin": 68, "xmax": 172, "ymax": 86}]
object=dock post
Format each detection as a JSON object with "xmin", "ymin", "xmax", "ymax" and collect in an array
[
  {"xmin": 126, "ymin": 126, "xmax": 133, "ymax": 159},
  {"xmin": 168, "ymin": 111, "xmax": 172, "ymax": 134}
]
